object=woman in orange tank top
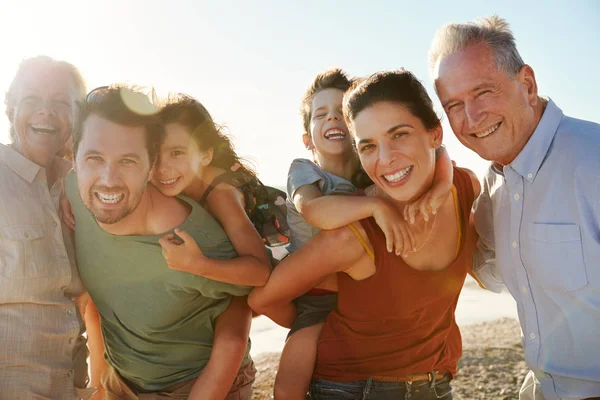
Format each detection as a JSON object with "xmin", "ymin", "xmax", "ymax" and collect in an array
[{"xmin": 249, "ymin": 70, "xmax": 481, "ymax": 400}]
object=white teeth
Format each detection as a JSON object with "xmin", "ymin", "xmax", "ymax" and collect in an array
[
  {"xmin": 383, "ymin": 166, "xmax": 412, "ymax": 183},
  {"xmin": 474, "ymin": 123, "xmax": 500, "ymax": 138},
  {"xmin": 324, "ymin": 129, "xmax": 347, "ymax": 140},
  {"xmin": 96, "ymin": 192, "xmax": 123, "ymax": 204},
  {"xmin": 160, "ymin": 178, "xmax": 178, "ymax": 185},
  {"xmin": 31, "ymin": 124, "xmax": 57, "ymax": 131}
]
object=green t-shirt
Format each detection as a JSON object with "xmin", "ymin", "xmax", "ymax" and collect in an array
[{"xmin": 66, "ymin": 172, "xmax": 251, "ymax": 391}]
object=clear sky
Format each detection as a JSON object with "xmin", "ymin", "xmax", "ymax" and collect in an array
[{"xmin": 1, "ymin": 0, "xmax": 598, "ymax": 185}]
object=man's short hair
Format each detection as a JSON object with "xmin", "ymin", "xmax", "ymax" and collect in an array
[
  {"xmin": 73, "ymin": 85, "xmax": 164, "ymax": 164},
  {"xmin": 428, "ymin": 15, "xmax": 525, "ymax": 77},
  {"xmin": 300, "ymin": 68, "xmax": 352, "ymax": 136},
  {"xmin": 4, "ymin": 55, "xmax": 86, "ymax": 142}
]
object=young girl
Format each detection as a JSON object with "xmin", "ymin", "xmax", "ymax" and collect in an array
[
  {"xmin": 268, "ymin": 69, "xmax": 454, "ymax": 400},
  {"xmin": 151, "ymin": 94, "xmax": 296, "ymax": 399}
]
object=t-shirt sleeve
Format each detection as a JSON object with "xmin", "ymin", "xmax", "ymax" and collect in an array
[{"xmin": 287, "ymin": 158, "xmax": 326, "ymax": 200}]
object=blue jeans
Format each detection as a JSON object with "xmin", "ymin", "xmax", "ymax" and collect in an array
[{"xmin": 309, "ymin": 374, "xmax": 453, "ymax": 400}]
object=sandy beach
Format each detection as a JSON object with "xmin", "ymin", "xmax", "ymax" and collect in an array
[{"xmin": 249, "ymin": 277, "xmax": 527, "ymax": 399}]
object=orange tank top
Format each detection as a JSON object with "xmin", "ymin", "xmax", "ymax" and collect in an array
[{"xmin": 314, "ymin": 167, "xmax": 476, "ymax": 382}]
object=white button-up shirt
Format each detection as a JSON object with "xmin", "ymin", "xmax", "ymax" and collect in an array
[
  {"xmin": 0, "ymin": 144, "xmax": 93, "ymax": 399},
  {"xmin": 473, "ymin": 100, "xmax": 600, "ymax": 400}
]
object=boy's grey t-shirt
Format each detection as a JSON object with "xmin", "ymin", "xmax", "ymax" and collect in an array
[{"xmin": 286, "ymin": 158, "xmax": 356, "ymax": 253}]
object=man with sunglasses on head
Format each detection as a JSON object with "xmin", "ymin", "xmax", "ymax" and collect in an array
[
  {"xmin": 64, "ymin": 86, "xmax": 254, "ymax": 399},
  {"xmin": 0, "ymin": 56, "xmax": 94, "ymax": 399}
]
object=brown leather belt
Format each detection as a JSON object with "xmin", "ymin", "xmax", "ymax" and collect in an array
[{"xmin": 372, "ymin": 371, "xmax": 447, "ymax": 383}]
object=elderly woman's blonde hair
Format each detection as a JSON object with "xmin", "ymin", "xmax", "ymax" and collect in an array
[
  {"xmin": 428, "ymin": 15, "xmax": 525, "ymax": 78},
  {"xmin": 4, "ymin": 55, "xmax": 86, "ymax": 142}
]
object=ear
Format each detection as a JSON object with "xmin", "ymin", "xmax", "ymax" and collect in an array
[
  {"xmin": 518, "ymin": 65, "xmax": 538, "ymax": 106},
  {"xmin": 200, "ymin": 147, "xmax": 214, "ymax": 167},
  {"xmin": 430, "ymin": 124, "xmax": 443, "ymax": 148},
  {"xmin": 302, "ymin": 133, "xmax": 314, "ymax": 150}
]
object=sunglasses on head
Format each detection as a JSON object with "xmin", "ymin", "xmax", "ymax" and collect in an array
[{"xmin": 85, "ymin": 85, "xmax": 159, "ymax": 115}]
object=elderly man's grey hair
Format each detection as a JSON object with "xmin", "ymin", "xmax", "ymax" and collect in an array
[
  {"xmin": 4, "ymin": 55, "xmax": 86, "ymax": 142},
  {"xmin": 428, "ymin": 15, "xmax": 525, "ymax": 78}
]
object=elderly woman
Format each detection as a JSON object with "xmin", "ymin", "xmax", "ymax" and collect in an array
[
  {"xmin": 0, "ymin": 56, "xmax": 91, "ymax": 399},
  {"xmin": 249, "ymin": 70, "xmax": 480, "ymax": 400}
]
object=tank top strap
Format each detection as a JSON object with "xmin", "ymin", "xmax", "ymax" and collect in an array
[{"xmin": 347, "ymin": 223, "xmax": 375, "ymax": 261}]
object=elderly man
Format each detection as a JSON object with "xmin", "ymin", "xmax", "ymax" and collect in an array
[
  {"xmin": 430, "ymin": 16, "xmax": 600, "ymax": 400},
  {"xmin": 0, "ymin": 56, "xmax": 93, "ymax": 398}
]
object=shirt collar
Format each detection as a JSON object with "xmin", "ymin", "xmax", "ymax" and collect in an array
[
  {"xmin": 0, "ymin": 143, "xmax": 72, "ymax": 184},
  {"xmin": 508, "ymin": 98, "xmax": 563, "ymax": 183}
]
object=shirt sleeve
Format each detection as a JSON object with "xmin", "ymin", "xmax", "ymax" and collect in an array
[
  {"xmin": 472, "ymin": 173, "xmax": 506, "ymax": 293},
  {"xmin": 287, "ymin": 158, "xmax": 325, "ymax": 200}
]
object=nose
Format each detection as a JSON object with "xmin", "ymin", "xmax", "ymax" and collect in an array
[
  {"xmin": 98, "ymin": 163, "xmax": 120, "ymax": 187},
  {"xmin": 326, "ymin": 109, "xmax": 342, "ymax": 121},
  {"xmin": 464, "ymin": 101, "xmax": 486, "ymax": 131},
  {"xmin": 38, "ymin": 99, "xmax": 58, "ymax": 116},
  {"xmin": 379, "ymin": 143, "xmax": 395, "ymax": 166},
  {"xmin": 158, "ymin": 158, "xmax": 171, "ymax": 175}
]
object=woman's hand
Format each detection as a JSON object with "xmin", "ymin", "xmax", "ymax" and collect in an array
[
  {"xmin": 60, "ymin": 193, "xmax": 75, "ymax": 231},
  {"xmin": 372, "ymin": 201, "xmax": 415, "ymax": 257},
  {"xmin": 159, "ymin": 228, "xmax": 206, "ymax": 274}
]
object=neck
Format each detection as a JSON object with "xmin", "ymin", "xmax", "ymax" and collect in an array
[
  {"xmin": 12, "ymin": 141, "xmax": 60, "ymax": 187},
  {"xmin": 99, "ymin": 185, "xmax": 157, "ymax": 236},
  {"xmin": 314, "ymin": 151, "xmax": 359, "ymax": 181},
  {"xmin": 12, "ymin": 141, "xmax": 56, "ymax": 170},
  {"xmin": 499, "ymin": 96, "xmax": 548, "ymax": 166}
]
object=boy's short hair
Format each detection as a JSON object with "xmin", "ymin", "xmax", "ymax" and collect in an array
[{"xmin": 300, "ymin": 68, "xmax": 352, "ymax": 136}]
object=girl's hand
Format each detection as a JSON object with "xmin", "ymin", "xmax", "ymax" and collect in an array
[
  {"xmin": 159, "ymin": 228, "xmax": 206, "ymax": 274},
  {"xmin": 60, "ymin": 193, "xmax": 75, "ymax": 231},
  {"xmin": 372, "ymin": 201, "xmax": 415, "ymax": 257}
]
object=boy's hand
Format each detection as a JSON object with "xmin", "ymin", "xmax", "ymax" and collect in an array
[
  {"xmin": 404, "ymin": 186, "xmax": 450, "ymax": 225},
  {"xmin": 159, "ymin": 228, "xmax": 206, "ymax": 274},
  {"xmin": 60, "ymin": 193, "xmax": 76, "ymax": 231},
  {"xmin": 373, "ymin": 201, "xmax": 415, "ymax": 257}
]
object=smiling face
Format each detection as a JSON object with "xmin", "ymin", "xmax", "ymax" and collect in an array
[
  {"xmin": 434, "ymin": 42, "xmax": 539, "ymax": 165},
  {"xmin": 353, "ymin": 101, "xmax": 441, "ymax": 203},
  {"xmin": 75, "ymin": 114, "xmax": 153, "ymax": 225},
  {"xmin": 8, "ymin": 65, "xmax": 75, "ymax": 165},
  {"xmin": 151, "ymin": 122, "xmax": 210, "ymax": 196},
  {"xmin": 305, "ymin": 88, "xmax": 353, "ymax": 156}
]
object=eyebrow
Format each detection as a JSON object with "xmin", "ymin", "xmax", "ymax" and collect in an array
[
  {"xmin": 83, "ymin": 150, "xmax": 142, "ymax": 160},
  {"xmin": 471, "ymin": 82, "xmax": 495, "ymax": 93},
  {"xmin": 441, "ymin": 82, "xmax": 496, "ymax": 107},
  {"xmin": 357, "ymin": 123, "xmax": 414, "ymax": 145},
  {"xmin": 163, "ymin": 145, "xmax": 187, "ymax": 151}
]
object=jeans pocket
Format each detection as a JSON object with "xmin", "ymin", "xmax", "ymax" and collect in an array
[
  {"xmin": 310, "ymin": 381, "xmax": 361, "ymax": 400},
  {"xmin": 432, "ymin": 381, "xmax": 453, "ymax": 399}
]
